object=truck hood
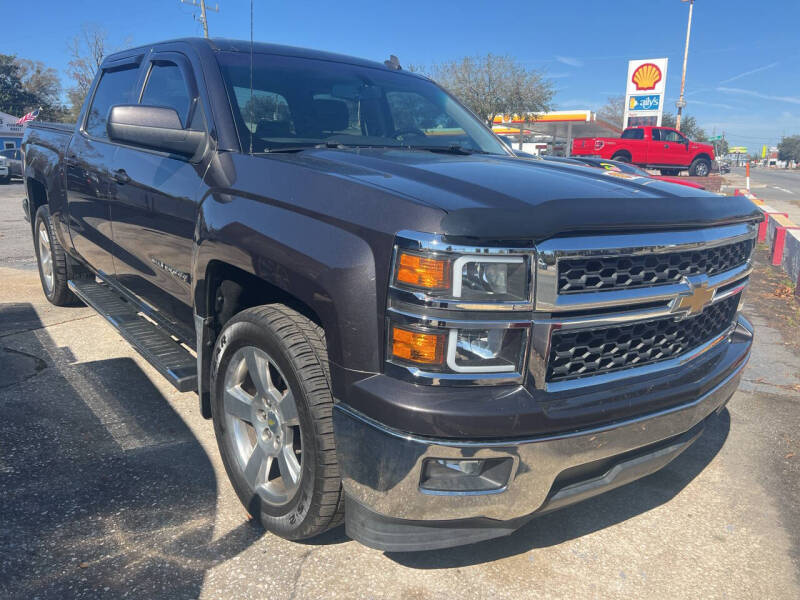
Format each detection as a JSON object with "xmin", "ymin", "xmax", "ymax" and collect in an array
[{"xmin": 268, "ymin": 148, "xmax": 760, "ymax": 240}]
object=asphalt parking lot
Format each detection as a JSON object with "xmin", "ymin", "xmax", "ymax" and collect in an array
[{"xmin": 1, "ymin": 181, "xmax": 799, "ymax": 599}]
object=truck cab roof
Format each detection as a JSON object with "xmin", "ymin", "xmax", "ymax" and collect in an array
[{"xmin": 102, "ymin": 37, "xmax": 412, "ymax": 75}]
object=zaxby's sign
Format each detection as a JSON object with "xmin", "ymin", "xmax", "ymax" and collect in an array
[{"xmin": 623, "ymin": 58, "xmax": 668, "ymax": 129}]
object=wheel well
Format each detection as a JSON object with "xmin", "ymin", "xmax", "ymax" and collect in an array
[
  {"xmin": 27, "ymin": 178, "xmax": 47, "ymax": 226},
  {"xmin": 694, "ymin": 153, "xmax": 711, "ymax": 163},
  {"xmin": 611, "ymin": 150, "xmax": 631, "ymax": 161},
  {"xmin": 203, "ymin": 261, "xmax": 323, "ymax": 337},
  {"xmin": 197, "ymin": 261, "xmax": 325, "ymax": 419}
]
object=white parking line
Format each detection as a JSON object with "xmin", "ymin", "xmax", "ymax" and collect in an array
[{"xmin": 773, "ymin": 186, "xmax": 794, "ymax": 194}]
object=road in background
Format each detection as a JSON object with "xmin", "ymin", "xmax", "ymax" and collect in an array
[
  {"xmin": 725, "ymin": 167, "xmax": 800, "ymax": 223},
  {"xmin": 1, "ymin": 182, "xmax": 799, "ymax": 599}
]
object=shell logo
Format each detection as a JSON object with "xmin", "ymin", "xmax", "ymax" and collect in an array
[{"xmin": 631, "ymin": 63, "xmax": 662, "ymax": 91}]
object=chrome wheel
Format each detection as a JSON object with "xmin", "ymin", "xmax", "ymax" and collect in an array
[
  {"xmin": 696, "ymin": 162, "xmax": 709, "ymax": 176},
  {"xmin": 38, "ymin": 221, "xmax": 54, "ymax": 295},
  {"xmin": 223, "ymin": 346, "xmax": 302, "ymax": 506}
]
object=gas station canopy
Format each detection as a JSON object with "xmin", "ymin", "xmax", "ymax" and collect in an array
[{"xmin": 492, "ymin": 110, "xmax": 621, "ymax": 154}]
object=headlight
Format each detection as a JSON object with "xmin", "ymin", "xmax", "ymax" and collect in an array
[
  {"xmin": 388, "ymin": 322, "xmax": 528, "ymax": 374},
  {"xmin": 392, "ymin": 250, "xmax": 532, "ymax": 305},
  {"xmin": 387, "ymin": 232, "xmax": 535, "ymax": 380},
  {"xmin": 447, "ymin": 327, "xmax": 527, "ymax": 373}
]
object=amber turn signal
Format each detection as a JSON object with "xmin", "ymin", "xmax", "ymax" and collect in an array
[
  {"xmin": 395, "ymin": 251, "xmax": 451, "ymax": 290},
  {"xmin": 391, "ymin": 326, "xmax": 445, "ymax": 365}
]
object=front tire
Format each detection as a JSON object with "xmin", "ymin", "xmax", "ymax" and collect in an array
[
  {"xmin": 689, "ymin": 157, "xmax": 711, "ymax": 177},
  {"xmin": 210, "ymin": 304, "xmax": 344, "ymax": 540},
  {"xmin": 34, "ymin": 205, "xmax": 80, "ymax": 306}
]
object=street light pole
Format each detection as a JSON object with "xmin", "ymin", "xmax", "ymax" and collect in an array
[{"xmin": 676, "ymin": 0, "xmax": 694, "ymax": 132}]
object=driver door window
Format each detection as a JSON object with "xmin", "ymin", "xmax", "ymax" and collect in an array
[
  {"xmin": 140, "ymin": 62, "xmax": 192, "ymax": 127},
  {"xmin": 661, "ymin": 130, "xmax": 686, "ymax": 144}
]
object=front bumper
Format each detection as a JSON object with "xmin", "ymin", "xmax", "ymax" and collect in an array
[
  {"xmin": 0, "ymin": 166, "xmax": 8, "ymax": 177},
  {"xmin": 334, "ymin": 315, "xmax": 752, "ymax": 551}
]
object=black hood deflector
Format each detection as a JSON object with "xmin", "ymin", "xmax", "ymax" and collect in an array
[{"xmin": 440, "ymin": 194, "xmax": 763, "ymax": 242}]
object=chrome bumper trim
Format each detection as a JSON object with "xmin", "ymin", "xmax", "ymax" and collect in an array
[{"xmin": 334, "ymin": 329, "xmax": 749, "ymax": 522}]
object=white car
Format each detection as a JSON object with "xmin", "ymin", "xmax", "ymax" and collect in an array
[{"xmin": 0, "ymin": 156, "xmax": 9, "ymax": 184}]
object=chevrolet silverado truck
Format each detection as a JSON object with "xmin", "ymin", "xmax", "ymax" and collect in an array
[
  {"xmin": 572, "ymin": 125, "xmax": 716, "ymax": 177},
  {"xmin": 22, "ymin": 38, "xmax": 761, "ymax": 551}
]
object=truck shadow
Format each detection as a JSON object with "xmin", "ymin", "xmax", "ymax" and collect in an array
[
  {"xmin": 387, "ymin": 408, "xmax": 730, "ymax": 569},
  {"xmin": 0, "ymin": 303, "xmax": 260, "ymax": 599}
]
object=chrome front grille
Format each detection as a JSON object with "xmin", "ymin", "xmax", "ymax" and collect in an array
[
  {"xmin": 557, "ymin": 238, "xmax": 754, "ymax": 294},
  {"xmin": 547, "ymin": 293, "xmax": 740, "ymax": 382},
  {"xmin": 530, "ymin": 223, "xmax": 756, "ymax": 391}
]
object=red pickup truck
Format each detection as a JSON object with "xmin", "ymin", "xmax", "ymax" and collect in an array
[{"xmin": 572, "ymin": 126, "xmax": 715, "ymax": 177}]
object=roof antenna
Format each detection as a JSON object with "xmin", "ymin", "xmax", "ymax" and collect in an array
[
  {"xmin": 248, "ymin": 0, "xmax": 254, "ymax": 154},
  {"xmin": 384, "ymin": 55, "xmax": 402, "ymax": 70}
]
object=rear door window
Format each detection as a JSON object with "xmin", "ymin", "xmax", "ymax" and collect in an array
[
  {"xmin": 140, "ymin": 62, "xmax": 193, "ymax": 127},
  {"xmin": 621, "ymin": 128, "xmax": 644, "ymax": 140},
  {"xmin": 84, "ymin": 65, "xmax": 141, "ymax": 138},
  {"xmin": 651, "ymin": 128, "xmax": 662, "ymax": 141}
]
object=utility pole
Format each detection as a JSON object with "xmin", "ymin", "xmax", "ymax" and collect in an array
[
  {"xmin": 181, "ymin": 0, "xmax": 219, "ymax": 38},
  {"xmin": 675, "ymin": 0, "xmax": 694, "ymax": 132}
]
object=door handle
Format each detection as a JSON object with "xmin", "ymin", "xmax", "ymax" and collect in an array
[{"xmin": 113, "ymin": 169, "xmax": 131, "ymax": 184}]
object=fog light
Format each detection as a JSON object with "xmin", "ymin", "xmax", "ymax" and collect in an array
[{"xmin": 420, "ymin": 458, "xmax": 513, "ymax": 493}]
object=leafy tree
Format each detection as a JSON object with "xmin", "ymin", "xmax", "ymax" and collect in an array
[
  {"xmin": 0, "ymin": 54, "xmax": 67, "ymax": 121},
  {"xmin": 0, "ymin": 55, "xmax": 36, "ymax": 116},
  {"xmin": 15, "ymin": 58, "xmax": 68, "ymax": 121},
  {"xmin": 661, "ymin": 112, "xmax": 707, "ymax": 141},
  {"xmin": 419, "ymin": 54, "xmax": 554, "ymax": 127},
  {"xmin": 597, "ymin": 95, "xmax": 625, "ymax": 129},
  {"xmin": 778, "ymin": 135, "xmax": 800, "ymax": 163}
]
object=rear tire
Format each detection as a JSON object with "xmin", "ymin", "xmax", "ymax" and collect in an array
[
  {"xmin": 689, "ymin": 157, "xmax": 711, "ymax": 177},
  {"xmin": 210, "ymin": 304, "xmax": 344, "ymax": 541},
  {"xmin": 611, "ymin": 152, "xmax": 631, "ymax": 163},
  {"xmin": 34, "ymin": 205, "xmax": 80, "ymax": 306}
]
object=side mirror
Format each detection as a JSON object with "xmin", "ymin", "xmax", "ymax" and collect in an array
[{"xmin": 107, "ymin": 105, "xmax": 206, "ymax": 159}]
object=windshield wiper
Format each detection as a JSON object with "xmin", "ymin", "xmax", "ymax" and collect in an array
[
  {"xmin": 262, "ymin": 142, "xmax": 347, "ymax": 153},
  {"xmin": 407, "ymin": 144, "xmax": 489, "ymax": 155}
]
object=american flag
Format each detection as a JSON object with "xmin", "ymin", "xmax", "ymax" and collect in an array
[{"xmin": 16, "ymin": 108, "xmax": 40, "ymax": 126}]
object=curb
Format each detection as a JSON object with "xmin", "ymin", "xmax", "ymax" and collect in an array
[{"xmin": 736, "ymin": 190, "xmax": 800, "ymax": 292}]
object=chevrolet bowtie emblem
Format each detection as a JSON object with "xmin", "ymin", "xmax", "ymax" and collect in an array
[{"xmin": 673, "ymin": 275, "xmax": 714, "ymax": 318}]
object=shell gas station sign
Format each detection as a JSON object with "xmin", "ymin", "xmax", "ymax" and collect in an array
[{"xmin": 623, "ymin": 58, "xmax": 668, "ymax": 129}]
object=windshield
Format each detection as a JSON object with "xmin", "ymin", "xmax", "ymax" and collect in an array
[{"xmin": 217, "ymin": 52, "xmax": 509, "ymax": 155}]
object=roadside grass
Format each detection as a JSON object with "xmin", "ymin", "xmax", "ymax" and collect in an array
[{"xmin": 748, "ymin": 247, "xmax": 800, "ymax": 350}]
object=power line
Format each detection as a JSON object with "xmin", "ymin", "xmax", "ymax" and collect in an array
[{"xmin": 180, "ymin": 0, "xmax": 219, "ymax": 38}]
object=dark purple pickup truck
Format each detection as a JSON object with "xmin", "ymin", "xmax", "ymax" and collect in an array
[{"xmin": 22, "ymin": 37, "xmax": 761, "ymax": 551}]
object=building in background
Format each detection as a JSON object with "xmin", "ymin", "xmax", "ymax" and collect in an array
[
  {"xmin": 493, "ymin": 110, "xmax": 620, "ymax": 156},
  {"xmin": 0, "ymin": 111, "xmax": 24, "ymax": 150}
]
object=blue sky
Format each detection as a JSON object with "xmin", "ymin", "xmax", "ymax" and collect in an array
[{"xmin": 6, "ymin": 0, "xmax": 799, "ymax": 149}]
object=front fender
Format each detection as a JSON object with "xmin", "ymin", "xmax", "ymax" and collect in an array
[{"xmin": 193, "ymin": 191, "xmax": 382, "ymax": 373}]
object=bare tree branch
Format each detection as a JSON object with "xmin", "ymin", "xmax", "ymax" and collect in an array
[
  {"xmin": 423, "ymin": 54, "xmax": 555, "ymax": 126},
  {"xmin": 66, "ymin": 25, "xmax": 111, "ymax": 119}
]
